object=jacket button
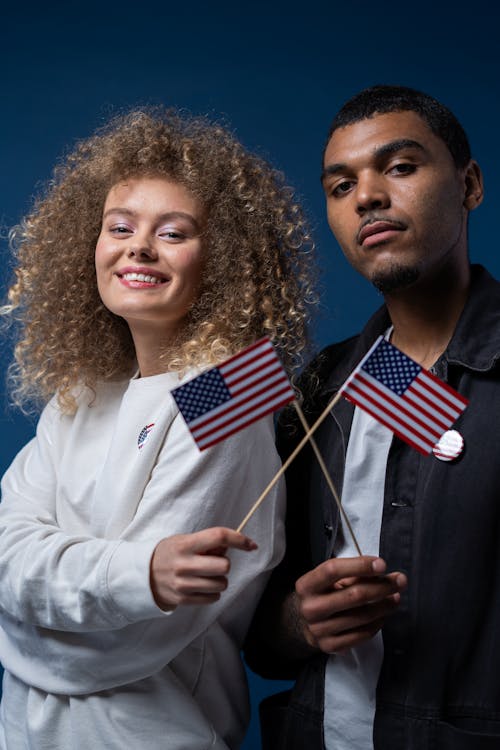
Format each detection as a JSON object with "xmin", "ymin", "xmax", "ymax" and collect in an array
[{"xmin": 324, "ymin": 523, "xmax": 333, "ymax": 539}]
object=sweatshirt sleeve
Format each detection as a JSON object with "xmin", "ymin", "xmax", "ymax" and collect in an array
[{"xmin": 0, "ymin": 398, "xmax": 158, "ymax": 631}]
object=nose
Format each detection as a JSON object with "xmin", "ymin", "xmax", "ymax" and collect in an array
[
  {"xmin": 127, "ymin": 236, "xmax": 158, "ymax": 260},
  {"xmin": 355, "ymin": 171, "xmax": 390, "ymax": 215}
]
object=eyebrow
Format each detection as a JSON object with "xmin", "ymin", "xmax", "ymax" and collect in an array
[
  {"xmin": 321, "ymin": 138, "xmax": 426, "ymax": 182},
  {"xmin": 102, "ymin": 208, "xmax": 201, "ymax": 230}
]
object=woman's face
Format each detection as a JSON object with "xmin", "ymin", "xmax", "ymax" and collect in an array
[{"xmin": 95, "ymin": 176, "xmax": 204, "ymax": 342}]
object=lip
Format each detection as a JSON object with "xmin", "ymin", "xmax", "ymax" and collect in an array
[{"xmin": 358, "ymin": 220, "xmax": 406, "ymax": 246}]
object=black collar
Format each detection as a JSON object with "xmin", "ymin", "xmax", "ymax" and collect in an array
[{"xmin": 446, "ymin": 265, "xmax": 500, "ymax": 371}]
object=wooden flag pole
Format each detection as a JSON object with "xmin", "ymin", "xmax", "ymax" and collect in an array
[
  {"xmin": 237, "ymin": 390, "xmax": 343, "ymax": 533},
  {"xmin": 292, "ymin": 401, "xmax": 362, "ymax": 556}
]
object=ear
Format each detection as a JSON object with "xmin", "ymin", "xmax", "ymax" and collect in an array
[{"xmin": 463, "ymin": 160, "xmax": 484, "ymax": 211}]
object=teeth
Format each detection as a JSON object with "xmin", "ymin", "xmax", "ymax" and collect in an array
[{"xmin": 122, "ymin": 272, "xmax": 163, "ymax": 284}]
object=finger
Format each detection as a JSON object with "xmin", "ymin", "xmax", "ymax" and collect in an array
[
  {"xmin": 312, "ymin": 617, "xmax": 387, "ymax": 654},
  {"xmin": 172, "ymin": 575, "xmax": 229, "ymax": 596},
  {"xmin": 334, "ymin": 571, "xmax": 407, "ymax": 592},
  {"xmin": 176, "ymin": 556, "xmax": 232, "ymax": 578},
  {"xmin": 308, "ymin": 596, "xmax": 400, "ymax": 639},
  {"xmin": 300, "ymin": 577, "xmax": 404, "ymax": 624},
  {"xmin": 202, "ymin": 546, "xmax": 227, "ymax": 557},
  {"xmin": 189, "ymin": 527, "xmax": 258, "ymax": 554},
  {"xmin": 296, "ymin": 556, "xmax": 387, "ymax": 596}
]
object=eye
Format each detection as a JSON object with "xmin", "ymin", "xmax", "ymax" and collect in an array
[
  {"xmin": 109, "ymin": 223, "xmax": 133, "ymax": 235},
  {"xmin": 158, "ymin": 227, "xmax": 187, "ymax": 242},
  {"xmin": 389, "ymin": 162, "xmax": 417, "ymax": 176},
  {"xmin": 331, "ymin": 180, "xmax": 355, "ymax": 197}
]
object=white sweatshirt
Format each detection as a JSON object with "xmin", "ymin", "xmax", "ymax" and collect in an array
[{"xmin": 0, "ymin": 371, "xmax": 285, "ymax": 749}]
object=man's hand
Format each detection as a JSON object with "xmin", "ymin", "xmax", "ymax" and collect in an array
[
  {"xmin": 150, "ymin": 527, "xmax": 258, "ymax": 611},
  {"xmin": 295, "ymin": 556, "xmax": 407, "ymax": 654}
]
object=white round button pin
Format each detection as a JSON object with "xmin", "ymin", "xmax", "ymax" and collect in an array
[{"xmin": 432, "ymin": 429, "xmax": 464, "ymax": 462}]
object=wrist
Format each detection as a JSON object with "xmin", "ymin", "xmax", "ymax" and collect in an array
[{"xmin": 286, "ymin": 592, "xmax": 321, "ymax": 656}]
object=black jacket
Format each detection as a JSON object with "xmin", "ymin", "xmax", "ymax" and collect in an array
[{"xmin": 245, "ymin": 265, "xmax": 500, "ymax": 749}]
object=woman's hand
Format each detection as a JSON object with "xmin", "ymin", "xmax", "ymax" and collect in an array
[{"xmin": 150, "ymin": 527, "xmax": 258, "ymax": 611}]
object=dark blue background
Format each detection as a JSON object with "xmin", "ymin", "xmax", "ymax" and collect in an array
[{"xmin": 1, "ymin": 2, "xmax": 498, "ymax": 747}]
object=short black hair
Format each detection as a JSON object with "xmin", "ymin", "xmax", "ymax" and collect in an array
[{"xmin": 326, "ymin": 85, "xmax": 471, "ymax": 169}]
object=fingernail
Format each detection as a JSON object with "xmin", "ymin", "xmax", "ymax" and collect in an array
[
  {"xmin": 396, "ymin": 574, "xmax": 407, "ymax": 589},
  {"xmin": 245, "ymin": 538, "xmax": 258, "ymax": 550},
  {"xmin": 372, "ymin": 558, "xmax": 386, "ymax": 573}
]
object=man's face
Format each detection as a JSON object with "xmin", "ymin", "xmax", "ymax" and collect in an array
[{"xmin": 322, "ymin": 111, "xmax": 471, "ymax": 293}]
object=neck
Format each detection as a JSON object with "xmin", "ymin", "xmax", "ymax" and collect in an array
[
  {"xmin": 129, "ymin": 322, "xmax": 183, "ymax": 377},
  {"xmin": 134, "ymin": 345, "xmax": 169, "ymax": 378},
  {"xmin": 385, "ymin": 262, "xmax": 471, "ymax": 369}
]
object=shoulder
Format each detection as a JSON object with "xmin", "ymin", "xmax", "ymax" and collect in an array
[
  {"xmin": 276, "ymin": 334, "xmax": 360, "ymax": 455},
  {"xmin": 306, "ymin": 335, "xmax": 361, "ymax": 383},
  {"xmin": 296, "ymin": 334, "xmax": 360, "ymax": 414},
  {"xmin": 36, "ymin": 380, "xmax": 130, "ymax": 433},
  {"xmin": 295, "ymin": 301, "xmax": 391, "ymax": 415}
]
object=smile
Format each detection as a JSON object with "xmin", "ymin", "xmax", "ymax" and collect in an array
[
  {"xmin": 121, "ymin": 272, "xmax": 164, "ymax": 284},
  {"xmin": 115, "ymin": 267, "xmax": 170, "ymax": 288}
]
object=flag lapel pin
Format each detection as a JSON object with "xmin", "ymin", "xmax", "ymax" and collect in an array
[{"xmin": 137, "ymin": 423, "xmax": 155, "ymax": 450}]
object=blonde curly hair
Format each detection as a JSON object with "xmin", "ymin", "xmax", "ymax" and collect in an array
[{"xmin": 3, "ymin": 108, "xmax": 316, "ymax": 413}]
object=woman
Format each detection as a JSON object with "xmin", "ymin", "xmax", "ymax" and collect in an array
[{"xmin": 0, "ymin": 109, "xmax": 315, "ymax": 749}]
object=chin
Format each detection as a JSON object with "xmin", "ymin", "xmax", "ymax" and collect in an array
[{"xmin": 370, "ymin": 264, "xmax": 421, "ymax": 294}]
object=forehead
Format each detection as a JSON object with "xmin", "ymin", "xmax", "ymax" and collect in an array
[
  {"xmin": 104, "ymin": 176, "xmax": 201, "ymax": 213},
  {"xmin": 323, "ymin": 111, "xmax": 451, "ymax": 168}
]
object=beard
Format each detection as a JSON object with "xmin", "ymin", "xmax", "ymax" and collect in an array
[{"xmin": 371, "ymin": 263, "xmax": 421, "ymax": 294}]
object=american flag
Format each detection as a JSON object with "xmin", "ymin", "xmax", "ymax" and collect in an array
[
  {"xmin": 340, "ymin": 336, "xmax": 468, "ymax": 455},
  {"xmin": 172, "ymin": 338, "xmax": 295, "ymax": 450}
]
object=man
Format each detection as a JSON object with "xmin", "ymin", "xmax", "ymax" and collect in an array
[{"xmin": 244, "ymin": 86, "xmax": 500, "ymax": 748}]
